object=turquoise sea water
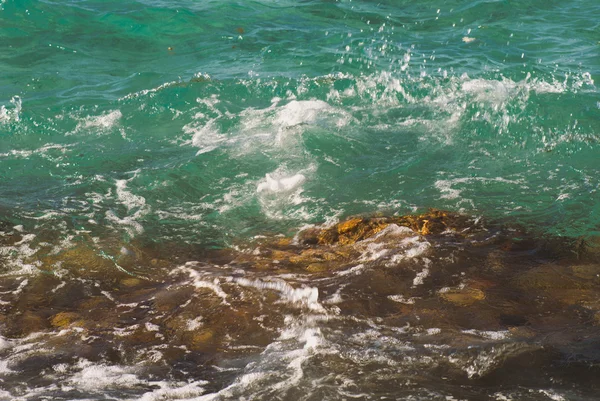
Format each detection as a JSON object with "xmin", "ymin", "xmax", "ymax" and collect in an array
[
  {"xmin": 1, "ymin": 0, "xmax": 600, "ymax": 400},
  {"xmin": 1, "ymin": 0, "xmax": 599, "ymax": 247}
]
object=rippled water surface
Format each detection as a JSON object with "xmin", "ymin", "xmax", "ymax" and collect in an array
[{"xmin": 1, "ymin": 0, "xmax": 600, "ymax": 400}]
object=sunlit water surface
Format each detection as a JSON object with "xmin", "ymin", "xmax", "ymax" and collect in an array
[{"xmin": 1, "ymin": 0, "xmax": 600, "ymax": 399}]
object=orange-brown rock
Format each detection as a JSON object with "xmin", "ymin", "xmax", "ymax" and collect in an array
[
  {"xmin": 439, "ymin": 287, "xmax": 486, "ymax": 306},
  {"xmin": 39, "ymin": 245, "xmax": 124, "ymax": 280},
  {"xmin": 514, "ymin": 265, "xmax": 591, "ymax": 291},
  {"xmin": 317, "ymin": 217, "xmax": 389, "ymax": 245},
  {"xmin": 312, "ymin": 210, "xmax": 467, "ymax": 247},
  {"xmin": 50, "ymin": 312, "xmax": 82, "ymax": 328}
]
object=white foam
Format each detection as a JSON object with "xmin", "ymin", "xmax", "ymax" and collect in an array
[
  {"xmin": 0, "ymin": 338, "xmax": 13, "ymax": 375},
  {"xmin": 188, "ymin": 119, "xmax": 227, "ymax": 155},
  {"xmin": 388, "ymin": 295, "xmax": 417, "ymax": 304},
  {"xmin": 435, "ymin": 176, "xmax": 523, "ymax": 200},
  {"xmin": 274, "ymin": 99, "xmax": 333, "ymax": 128},
  {"xmin": 336, "ymin": 264, "xmax": 366, "ymax": 277},
  {"xmin": 358, "ymin": 242, "xmax": 390, "ymax": 262},
  {"xmin": 116, "ymin": 179, "xmax": 146, "ymax": 212},
  {"xmin": 412, "ymin": 266, "xmax": 430, "ymax": 287},
  {"xmin": 0, "ymin": 336, "xmax": 12, "ymax": 351},
  {"xmin": 462, "ymin": 329, "xmax": 510, "ymax": 341},
  {"xmin": 176, "ymin": 266, "xmax": 229, "ymax": 304},
  {"xmin": 138, "ymin": 381, "xmax": 209, "ymax": 401},
  {"xmin": 68, "ymin": 360, "xmax": 144, "ymax": 391},
  {"xmin": 271, "ymin": 327, "xmax": 323, "ymax": 390},
  {"xmin": 120, "ymin": 79, "xmax": 182, "ymax": 100},
  {"xmin": 105, "ymin": 173, "xmax": 149, "ymax": 237},
  {"xmin": 186, "ymin": 317, "xmax": 204, "ymax": 331},
  {"xmin": 232, "ymin": 277, "xmax": 323, "ymax": 312},
  {"xmin": 257, "ymin": 173, "xmax": 306, "ymax": 194},
  {"xmin": 0, "ymin": 230, "xmax": 42, "ymax": 275},
  {"xmin": 186, "ymin": 96, "xmax": 350, "ymax": 161},
  {"xmin": 74, "ymin": 109, "xmax": 122, "ymax": 133},
  {"xmin": 372, "ymin": 224, "xmax": 415, "ymax": 239},
  {"xmin": 0, "ymin": 143, "xmax": 71, "ymax": 160},
  {"xmin": 357, "ymin": 224, "xmax": 417, "ymax": 262},
  {"xmin": 461, "ymin": 78, "xmax": 516, "ymax": 103},
  {"xmin": 254, "ymin": 165, "xmax": 318, "ymax": 221},
  {"xmin": 0, "ymin": 96, "xmax": 21, "ymax": 123},
  {"xmin": 537, "ymin": 389, "xmax": 567, "ymax": 401},
  {"xmin": 191, "ymin": 312, "xmax": 328, "ymax": 400}
]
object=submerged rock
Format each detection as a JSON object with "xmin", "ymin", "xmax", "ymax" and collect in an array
[
  {"xmin": 2, "ymin": 209, "xmax": 600, "ymax": 398},
  {"xmin": 50, "ymin": 312, "xmax": 82, "ymax": 328},
  {"xmin": 439, "ymin": 287, "xmax": 486, "ymax": 306}
]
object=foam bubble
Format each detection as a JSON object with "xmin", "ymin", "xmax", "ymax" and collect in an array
[
  {"xmin": 412, "ymin": 265, "xmax": 430, "ymax": 287},
  {"xmin": 73, "ymin": 109, "xmax": 122, "ymax": 134},
  {"xmin": 255, "ymin": 165, "xmax": 318, "ymax": 221},
  {"xmin": 462, "ymin": 329, "xmax": 510, "ymax": 341},
  {"xmin": 388, "ymin": 295, "xmax": 417, "ymax": 304},
  {"xmin": 257, "ymin": 173, "xmax": 306, "ymax": 194},
  {"xmin": 232, "ymin": 277, "xmax": 323, "ymax": 312},
  {"xmin": 175, "ymin": 266, "xmax": 229, "ymax": 304},
  {"xmin": 138, "ymin": 381, "xmax": 208, "ymax": 401},
  {"xmin": 68, "ymin": 360, "xmax": 144, "ymax": 391},
  {"xmin": 188, "ymin": 119, "xmax": 227, "ymax": 155},
  {"xmin": 106, "ymin": 173, "xmax": 149, "ymax": 237},
  {"xmin": 0, "ymin": 96, "xmax": 21, "ymax": 123},
  {"xmin": 435, "ymin": 176, "xmax": 523, "ymax": 200},
  {"xmin": 274, "ymin": 99, "xmax": 336, "ymax": 128}
]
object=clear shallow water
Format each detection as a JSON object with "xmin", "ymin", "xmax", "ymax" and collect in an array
[{"xmin": 1, "ymin": 0, "xmax": 600, "ymax": 400}]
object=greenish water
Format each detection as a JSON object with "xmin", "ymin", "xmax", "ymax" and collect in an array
[
  {"xmin": 1, "ymin": 1, "xmax": 600, "ymax": 400},
  {"xmin": 1, "ymin": 0, "xmax": 599, "ymax": 247}
]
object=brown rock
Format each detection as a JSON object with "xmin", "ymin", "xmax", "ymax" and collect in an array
[
  {"xmin": 337, "ymin": 218, "xmax": 364, "ymax": 235},
  {"xmin": 270, "ymin": 250, "xmax": 296, "ymax": 262},
  {"xmin": 16, "ymin": 312, "xmax": 50, "ymax": 336},
  {"xmin": 191, "ymin": 329, "xmax": 214, "ymax": 347},
  {"xmin": 306, "ymin": 263, "xmax": 330, "ymax": 272},
  {"xmin": 40, "ymin": 245, "xmax": 124, "ymax": 280},
  {"xmin": 50, "ymin": 312, "xmax": 82, "ymax": 328},
  {"xmin": 120, "ymin": 277, "xmax": 143, "ymax": 288},
  {"xmin": 289, "ymin": 249, "xmax": 339, "ymax": 264},
  {"xmin": 514, "ymin": 265, "xmax": 590, "ymax": 291},
  {"xmin": 439, "ymin": 287, "xmax": 485, "ymax": 306},
  {"xmin": 571, "ymin": 264, "xmax": 600, "ymax": 282}
]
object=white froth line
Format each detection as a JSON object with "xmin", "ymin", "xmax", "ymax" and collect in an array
[
  {"xmin": 336, "ymin": 264, "xmax": 365, "ymax": 277},
  {"xmin": 100, "ymin": 291, "xmax": 116, "ymax": 302},
  {"xmin": 105, "ymin": 210, "xmax": 145, "ymax": 235},
  {"xmin": 51, "ymin": 281, "xmax": 67, "ymax": 293},
  {"xmin": 412, "ymin": 267, "xmax": 430, "ymax": 287},
  {"xmin": 0, "ymin": 336, "xmax": 12, "ymax": 352},
  {"xmin": 462, "ymin": 329, "xmax": 510, "ymax": 340},
  {"xmin": 176, "ymin": 266, "xmax": 229, "ymax": 304},
  {"xmin": 12, "ymin": 278, "xmax": 29, "ymax": 295},
  {"xmin": 186, "ymin": 317, "xmax": 204, "ymax": 331},
  {"xmin": 358, "ymin": 243, "xmax": 390, "ymax": 262},
  {"xmin": 388, "ymin": 295, "xmax": 417, "ymax": 304},
  {"xmin": 199, "ymin": 323, "xmax": 325, "ymax": 399},
  {"xmin": 434, "ymin": 176, "xmax": 523, "ymax": 200},
  {"xmin": 13, "ymin": 233, "xmax": 36, "ymax": 246},
  {"xmin": 231, "ymin": 277, "xmax": 324, "ymax": 312},
  {"xmin": 138, "ymin": 380, "xmax": 209, "ymax": 401},
  {"xmin": 538, "ymin": 389, "xmax": 567, "ymax": 401},
  {"xmin": 116, "ymin": 179, "xmax": 146, "ymax": 211},
  {"xmin": 74, "ymin": 109, "xmax": 122, "ymax": 133},
  {"xmin": 256, "ymin": 173, "xmax": 306, "ymax": 194},
  {"xmin": 272, "ymin": 328, "xmax": 323, "ymax": 391}
]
